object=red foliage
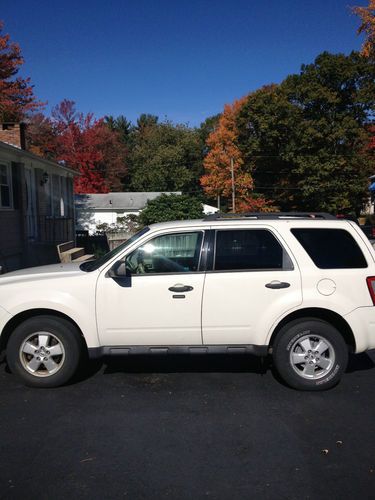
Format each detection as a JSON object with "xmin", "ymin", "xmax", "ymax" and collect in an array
[
  {"xmin": 0, "ymin": 21, "xmax": 43, "ymax": 120},
  {"xmin": 26, "ymin": 113, "xmax": 56, "ymax": 158},
  {"xmin": 28, "ymin": 100, "xmax": 127, "ymax": 193},
  {"xmin": 236, "ymin": 195, "xmax": 275, "ymax": 212}
]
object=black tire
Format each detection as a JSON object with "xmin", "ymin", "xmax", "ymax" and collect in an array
[
  {"xmin": 272, "ymin": 318, "xmax": 348, "ymax": 391},
  {"xmin": 7, "ymin": 315, "xmax": 82, "ymax": 388}
]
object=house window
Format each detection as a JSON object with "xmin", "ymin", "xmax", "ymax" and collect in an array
[{"xmin": 0, "ymin": 162, "xmax": 12, "ymax": 209}]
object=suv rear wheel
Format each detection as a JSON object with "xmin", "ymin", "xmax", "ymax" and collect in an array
[
  {"xmin": 272, "ymin": 318, "xmax": 348, "ymax": 390},
  {"xmin": 7, "ymin": 315, "xmax": 82, "ymax": 388}
]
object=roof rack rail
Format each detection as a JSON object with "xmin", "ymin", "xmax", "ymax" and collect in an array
[{"xmin": 203, "ymin": 212, "xmax": 336, "ymax": 221}]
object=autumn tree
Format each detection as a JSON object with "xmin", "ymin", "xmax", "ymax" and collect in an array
[
  {"xmin": 201, "ymin": 97, "xmax": 273, "ymax": 212},
  {"xmin": 26, "ymin": 113, "xmax": 57, "ymax": 158},
  {"xmin": 51, "ymin": 103, "xmax": 109, "ymax": 193},
  {"xmin": 53, "ymin": 101, "xmax": 127, "ymax": 193},
  {"xmin": 353, "ymin": 0, "xmax": 375, "ymax": 59},
  {"xmin": 0, "ymin": 21, "xmax": 43, "ymax": 121},
  {"xmin": 28, "ymin": 100, "xmax": 127, "ymax": 193}
]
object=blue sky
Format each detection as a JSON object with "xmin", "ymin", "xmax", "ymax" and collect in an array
[{"xmin": 2, "ymin": 0, "xmax": 367, "ymax": 126}]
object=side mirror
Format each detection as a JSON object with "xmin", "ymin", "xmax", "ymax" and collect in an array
[{"xmin": 107, "ymin": 260, "xmax": 131, "ymax": 279}]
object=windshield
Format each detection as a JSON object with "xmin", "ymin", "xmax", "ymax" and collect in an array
[{"xmin": 80, "ymin": 227, "xmax": 150, "ymax": 272}]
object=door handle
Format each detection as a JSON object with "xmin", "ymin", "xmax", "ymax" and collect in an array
[
  {"xmin": 265, "ymin": 280, "xmax": 290, "ymax": 289},
  {"xmin": 168, "ymin": 284, "xmax": 194, "ymax": 293}
]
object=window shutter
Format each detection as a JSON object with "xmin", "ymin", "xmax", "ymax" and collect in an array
[{"xmin": 11, "ymin": 162, "xmax": 21, "ymax": 209}]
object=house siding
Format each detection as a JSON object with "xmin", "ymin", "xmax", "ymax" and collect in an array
[
  {"xmin": 0, "ymin": 143, "xmax": 77, "ymax": 273},
  {"xmin": 0, "ymin": 209, "xmax": 24, "ymax": 270}
]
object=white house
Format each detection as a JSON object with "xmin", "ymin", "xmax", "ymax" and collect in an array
[
  {"xmin": 75, "ymin": 192, "xmax": 181, "ymax": 233},
  {"xmin": 75, "ymin": 192, "xmax": 218, "ymax": 234}
]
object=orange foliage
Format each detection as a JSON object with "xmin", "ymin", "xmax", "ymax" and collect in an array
[
  {"xmin": 236, "ymin": 195, "xmax": 275, "ymax": 213},
  {"xmin": 353, "ymin": 0, "xmax": 375, "ymax": 58},
  {"xmin": 200, "ymin": 96, "xmax": 273, "ymax": 212}
]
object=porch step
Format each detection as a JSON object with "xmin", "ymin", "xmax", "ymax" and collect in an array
[
  {"xmin": 73, "ymin": 254, "xmax": 95, "ymax": 262},
  {"xmin": 57, "ymin": 241, "xmax": 75, "ymax": 254},
  {"xmin": 57, "ymin": 241, "xmax": 95, "ymax": 264},
  {"xmin": 60, "ymin": 247, "xmax": 85, "ymax": 263}
]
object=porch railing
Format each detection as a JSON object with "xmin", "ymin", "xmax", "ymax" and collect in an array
[{"xmin": 37, "ymin": 216, "xmax": 74, "ymax": 244}]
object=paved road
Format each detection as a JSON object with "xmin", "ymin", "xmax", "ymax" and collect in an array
[{"xmin": 0, "ymin": 351, "xmax": 375, "ymax": 500}]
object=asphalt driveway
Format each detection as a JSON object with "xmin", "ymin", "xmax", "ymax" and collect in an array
[{"xmin": 0, "ymin": 351, "xmax": 375, "ymax": 500}]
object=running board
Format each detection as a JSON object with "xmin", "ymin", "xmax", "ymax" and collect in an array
[{"xmin": 88, "ymin": 344, "xmax": 268, "ymax": 359}]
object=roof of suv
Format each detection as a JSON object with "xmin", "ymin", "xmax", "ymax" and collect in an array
[{"xmin": 149, "ymin": 213, "xmax": 353, "ymax": 231}]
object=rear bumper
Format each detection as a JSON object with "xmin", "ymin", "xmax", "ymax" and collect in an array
[{"xmin": 344, "ymin": 306, "xmax": 375, "ymax": 353}]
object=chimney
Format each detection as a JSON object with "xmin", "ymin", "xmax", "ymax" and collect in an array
[{"xmin": 0, "ymin": 122, "xmax": 27, "ymax": 150}]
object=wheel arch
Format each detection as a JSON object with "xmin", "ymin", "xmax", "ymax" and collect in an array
[
  {"xmin": 0, "ymin": 308, "xmax": 88, "ymax": 353},
  {"xmin": 268, "ymin": 307, "xmax": 356, "ymax": 352}
]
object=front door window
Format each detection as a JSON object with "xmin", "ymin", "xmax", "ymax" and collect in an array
[{"xmin": 125, "ymin": 231, "xmax": 203, "ymax": 274}]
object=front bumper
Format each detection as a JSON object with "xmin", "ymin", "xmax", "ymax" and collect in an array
[{"xmin": 344, "ymin": 306, "xmax": 375, "ymax": 353}]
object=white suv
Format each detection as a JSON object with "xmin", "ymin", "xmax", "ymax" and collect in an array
[{"xmin": 1, "ymin": 212, "xmax": 374, "ymax": 390}]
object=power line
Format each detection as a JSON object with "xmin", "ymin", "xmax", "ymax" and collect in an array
[{"xmin": 121, "ymin": 185, "xmax": 359, "ymax": 194}]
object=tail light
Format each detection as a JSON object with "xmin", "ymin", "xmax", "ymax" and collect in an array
[{"xmin": 366, "ymin": 277, "xmax": 375, "ymax": 305}]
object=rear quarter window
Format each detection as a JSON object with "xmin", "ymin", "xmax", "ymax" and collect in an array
[{"xmin": 291, "ymin": 228, "xmax": 367, "ymax": 269}]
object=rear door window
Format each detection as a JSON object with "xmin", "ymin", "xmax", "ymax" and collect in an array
[
  {"xmin": 291, "ymin": 228, "xmax": 367, "ymax": 269},
  {"xmin": 214, "ymin": 229, "xmax": 293, "ymax": 271}
]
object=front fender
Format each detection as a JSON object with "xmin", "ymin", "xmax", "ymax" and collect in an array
[{"xmin": 0, "ymin": 293, "xmax": 100, "ymax": 348}]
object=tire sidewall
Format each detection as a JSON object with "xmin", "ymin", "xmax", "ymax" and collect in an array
[
  {"xmin": 273, "ymin": 319, "xmax": 348, "ymax": 391},
  {"xmin": 7, "ymin": 316, "xmax": 82, "ymax": 388}
]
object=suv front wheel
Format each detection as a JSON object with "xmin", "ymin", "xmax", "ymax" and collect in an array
[
  {"xmin": 7, "ymin": 315, "xmax": 82, "ymax": 388},
  {"xmin": 272, "ymin": 318, "xmax": 349, "ymax": 390}
]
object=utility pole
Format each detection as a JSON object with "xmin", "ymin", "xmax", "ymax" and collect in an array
[
  {"xmin": 230, "ymin": 157, "xmax": 235, "ymax": 212},
  {"xmin": 217, "ymin": 193, "xmax": 221, "ymax": 211}
]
